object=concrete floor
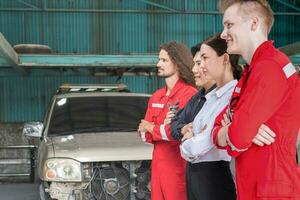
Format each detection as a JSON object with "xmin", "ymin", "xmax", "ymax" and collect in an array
[{"xmin": 0, "ymin": 183, "xmax": 39, "ymax": 200}]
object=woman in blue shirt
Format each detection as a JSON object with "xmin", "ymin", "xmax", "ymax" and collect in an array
[{"xmin": 170, "ymin": 33, "xmax": 242, "ymax": 200}]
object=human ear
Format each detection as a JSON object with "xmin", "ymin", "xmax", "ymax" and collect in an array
[
  {"xmin": 223, "ymin": 53, "xmax": 230, "ymax": 65},
  {"xmin": 251, "ymin": 16, "xmax": 259, "ymax": 31}
]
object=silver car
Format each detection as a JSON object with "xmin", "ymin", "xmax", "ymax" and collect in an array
[{"xmin": 23, "ymin": 84, "xmax": 153, "ymax": 200}]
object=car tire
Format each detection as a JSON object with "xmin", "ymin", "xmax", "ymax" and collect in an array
[{"xmin": 13, "ymin": 44, "xmax": 52, "ymax": 54}]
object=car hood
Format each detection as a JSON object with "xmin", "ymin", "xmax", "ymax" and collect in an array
[{"xmin": 49, "ymin": 132, "xmax": 153, "ymax": 162}]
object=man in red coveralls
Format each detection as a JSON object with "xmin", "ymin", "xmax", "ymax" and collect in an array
[
  {"xmin": 213, "ymin": 0, "xmax": 300, "ymax": 199},
  {"xmin": 138, "ymin": 41, "xmax": 197, "ymax": 200}
]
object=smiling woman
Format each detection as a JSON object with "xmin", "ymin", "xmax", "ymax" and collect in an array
[{"xmin": 168, "ymin": 33, "xmax": 240, "ymax": 200}]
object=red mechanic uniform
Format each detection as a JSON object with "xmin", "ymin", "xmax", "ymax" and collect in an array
[
  {"xmin": 143, "ymin": 79, "xmax": 197, "ymax": 200},
  {"xmin": 213, "ymin": 41, "xmax": 300, "ymax": 200}
]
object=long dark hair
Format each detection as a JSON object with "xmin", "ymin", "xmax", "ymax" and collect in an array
[
  {"xmin": 192, "ymin": 33, "xmax": 243, "ymax": 80},
  {"xmin": 160, "ymin": 41, "xmax": 195, "ymax": 87}
]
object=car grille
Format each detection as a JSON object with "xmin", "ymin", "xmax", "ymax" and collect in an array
[{"xmin": 83, "ymin": 161, "xmax": 150, "ymax": 200}]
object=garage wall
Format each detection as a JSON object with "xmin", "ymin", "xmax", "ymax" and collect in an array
[
  {"xmin": 0, "ymin": 69, "xmax": 164, "ymax": 122},
  {"xmin": 0, "ymin": 0, "xmax": 299, "ymax": 54},
  {"xmin": 0, "ymin": 0, "xmax": 218, "ymax": 53},
  {"xmin": 0, "ymin": 0, "xmax": 299, "ymax": 122}
]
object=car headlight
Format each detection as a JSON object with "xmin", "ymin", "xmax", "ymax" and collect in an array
[{"xmin": 43, "ymin": 158, "xmax": 82, "ymax": 182}]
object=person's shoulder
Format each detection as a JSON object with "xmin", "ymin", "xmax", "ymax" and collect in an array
[
  {"xmin": 254, "ymin": 45, "xmax": 288, "ymax": 71},
  {"xmin": 255, "ymin": 53, "xmax": 295, "ymax": 77},
  {"xmin": 185, "ymin": 91, "xmax": 202, "ymax": 105},
  {"xmin": 253, "ymin": 59, "xmax": 298, "ymax": 88},
  {"xmin": 260, "ymin": 46, "xmax": 289, "ymax": 65},
  {"xmin": 177, "ymin": 85, "xmax": 197, "ymax": 100},
  {"xmin": 181, "ymin": 84, "xmax": 197, "ymax": 95},
  {"xmin": 253, "ymin": 59, "xmax": 286, "ymax": 79},
  {"xmin": 181, "ymin": 83, "xmax": 197, "ymax": 92},
  {"xmin": 150, "ymin": 87, "xmax": 166, "ymax": 98}
]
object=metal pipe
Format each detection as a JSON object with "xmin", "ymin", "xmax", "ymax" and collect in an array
[
  {"xmin": 275, "ymin": 0, "xmax": 300, "ymax": 12},
  {"xmin": 0, "ymin": 8, "xmax": 299, "ymax": 15},
  {"xmin": 0, "ymin": 159, "xmax": 31, "ymax": 165},
  {"xmin": 138, "ymin": 0, "xmax": 178, "ymax": 12},
  {"xmin": 0, "ymin": 34, "xmax": 19, "ymax": 67},
  {"xmin": 0, "ymin": 173, "xmax": 31, "ymax": 177},
  {"xmin": 0, "ymin": 33, "xmax": 26, "ymax": 74},
  {"xmin": 0, "ymin": 8, "xmax": 219, "ymax": 14},
  {"xmin": 42, "ymin": 0, "xmax": 47, "ymax": 10},
  {"xmin": 16, "ymin": 0, "xmax": 40, "ymax": 10},
  {"xmin": 0, "ymin": 145, "xmax": 37, "ymax": 148},
  {"xmin": 17, "ymin": 54, "xmax": 158, "ymax": 68}
]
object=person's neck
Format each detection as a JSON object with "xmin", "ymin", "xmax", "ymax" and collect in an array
[
  {"xmin": 165, "ymin": 75, "xmax": 179, "ymax": 96},
  {"xmin": 216, "ymin": 72, "xmax": 234, "ymax": 89},
  {"xmin": 243, "ymin": 35, "xmax": 268, "ymax": 64},
  {"xmin": 203, "ymin": 81, "xmax": 216, "ymax": 93}
]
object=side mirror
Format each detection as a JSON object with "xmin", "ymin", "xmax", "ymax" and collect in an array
[{"xmin": 23, "ymin": 122, "xmax": 44, "ymax": 138}]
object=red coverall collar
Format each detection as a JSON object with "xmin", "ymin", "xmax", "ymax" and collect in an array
[
  {"xmin": 163, "ymin": 79, "xmax": 187, "ymax": 98},
  {"xmin": 249, "ymin": 40, "xmax": 274, "ymax": 71}
]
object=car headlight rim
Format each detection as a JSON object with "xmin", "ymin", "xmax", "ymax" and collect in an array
[{"xmin": 43, "ymin": 158, "xmax": 82, "ymax": 182}]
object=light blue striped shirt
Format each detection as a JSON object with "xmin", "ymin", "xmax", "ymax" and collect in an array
[{"xmin": 180, "ymin": 80, "xmax": 237, "ymax": 163}]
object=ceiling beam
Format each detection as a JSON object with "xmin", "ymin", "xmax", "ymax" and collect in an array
[
  {"xmin": 138, "ymin": 0, "xmax": 178, "ymax": 12},
  {"xmin": 0, "ymin": 33, "xmax": 27, "ymax": 74},
  {"xmin": 275, "ymin": 0, "xmax": 300, "ymax": 12},
  {"xmin": 0, "ymin": 8, "xmax": 300, "ymax": 15},
  {"xmin": 6, "ymin": 52, "xmax": 299, "ymax": 69},
  {"xmin": 16, "ymin": 0, "xmax": 40, "ymax": 10},
  {"xmin": 17, "ymin": 54, "xmax": 158, "ymax": 68}
]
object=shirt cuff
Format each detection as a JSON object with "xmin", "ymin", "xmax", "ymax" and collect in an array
[
  {"xmin": 152, "ymin": 124, "xmax": 169, "ymax": 141},
  {"xmin": 226, "ymin": 130, "xmax": 248, "ymax": 152}
]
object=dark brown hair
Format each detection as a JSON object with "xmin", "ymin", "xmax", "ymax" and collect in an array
[
  {"xmin": 192, "ymin": 33, "xmax": 243, "ymax": 80},
  {"xmin": 160, "ymin": 41, "xmax": 195, "ymax": 86},
  {"xmin": 219, "ymin": 0, "xmax": 274, "ymax": 34}
]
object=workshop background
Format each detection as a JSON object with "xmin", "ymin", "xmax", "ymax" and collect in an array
[{"xmin": 0, "ymin": 0, "xmax": 299, "ymax": 183}]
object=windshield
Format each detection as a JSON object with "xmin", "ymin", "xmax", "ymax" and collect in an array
[{"xmin": 48, "ymin": 95, "xmax": 149, "ymax": 136}]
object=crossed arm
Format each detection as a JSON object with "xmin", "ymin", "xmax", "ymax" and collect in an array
[
  {"xmin": 216, "ymin": 113, "xmax": 276, "ymax": 148},
  {"xmin": 164, "ymin": 110, "xmax": 276, "ymax": 147}
]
